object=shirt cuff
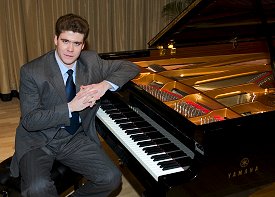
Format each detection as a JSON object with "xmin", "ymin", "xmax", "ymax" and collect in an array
[
  {"xmin": 105, "ymin": 80, "xmax": 118, "ymax": 91},
  {"xmin": 68, "ymin": 104, "xmax": 72, "ymax": 118}
]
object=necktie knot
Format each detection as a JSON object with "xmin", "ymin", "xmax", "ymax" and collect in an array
[{"xmin": 67, "ymin": 69, "xmax": 73, "ymax": 76}]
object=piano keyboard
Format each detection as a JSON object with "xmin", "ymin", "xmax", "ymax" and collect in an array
[{"xmin": 96, "ymin": 99, "xmax": 195, "ymax": 181}]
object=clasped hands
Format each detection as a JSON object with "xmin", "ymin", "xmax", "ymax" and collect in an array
[{"xmin": 68, "ymin": 81, "xmax": 112, "ymax": 112}]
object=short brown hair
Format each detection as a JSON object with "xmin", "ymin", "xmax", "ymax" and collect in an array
[{"xmin": 55, "ymin": 13, "xmax": 89, "ymax": 41}]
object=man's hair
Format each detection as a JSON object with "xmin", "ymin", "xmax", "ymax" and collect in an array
[{"xmin": 55, "ymin": 13, "xmax": 89, "ymax": 41}]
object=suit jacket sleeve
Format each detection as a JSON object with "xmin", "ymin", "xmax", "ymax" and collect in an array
[{"xmin": 79, "ymin": 50, "xmax": 140, "ymax": 88}]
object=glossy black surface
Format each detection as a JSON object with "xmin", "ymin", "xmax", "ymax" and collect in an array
[{"xmin": 148, "ymin": 0, "xmax": 275, "ymax": 48}]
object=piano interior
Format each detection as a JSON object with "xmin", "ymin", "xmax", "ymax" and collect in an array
[{"xmin": 132, "ymin": 54, "xmax": 275, "ymax": 125}]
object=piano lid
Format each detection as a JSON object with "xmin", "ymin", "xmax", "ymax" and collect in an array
[{"xmin": 148, "ymin": 0, "xmax": 275, "ymax": 49}]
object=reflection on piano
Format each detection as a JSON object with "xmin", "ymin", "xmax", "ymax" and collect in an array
[{"xmin": 96, "ymin": 0, "xmax": 275, "ymax": 196}]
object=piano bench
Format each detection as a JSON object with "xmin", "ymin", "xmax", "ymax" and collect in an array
[{"xmin": 0, "ymin": 156, "xmax": 83, "ymax": 197}]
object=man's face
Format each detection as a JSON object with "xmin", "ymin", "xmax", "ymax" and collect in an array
[{"xmin": 54, "ymin": 31, "xmax": 85, "ymax": 68}]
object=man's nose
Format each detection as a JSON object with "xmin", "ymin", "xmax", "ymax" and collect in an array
[{"xmin": 67, "ymin": 42, "xmax": 74, "ymax": 51}]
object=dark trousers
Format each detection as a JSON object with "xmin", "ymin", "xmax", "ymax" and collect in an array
[{"xmin": 19, "ymin": 129, "xmax": 122, "ymax": 197}]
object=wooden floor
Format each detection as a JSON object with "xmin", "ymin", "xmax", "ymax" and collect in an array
[{"xmin": 1, "ymin": 98, "xmax": 275, "ymax": 197}]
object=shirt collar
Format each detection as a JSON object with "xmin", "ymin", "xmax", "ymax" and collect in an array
[{"xmin": 55, "ymin": 50, "xmax": 77, "ymax": 77}]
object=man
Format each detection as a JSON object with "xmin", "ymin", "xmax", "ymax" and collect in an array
[{"xmin": 10, "ymin": 13, "xmax": 140, "ymax": 197}]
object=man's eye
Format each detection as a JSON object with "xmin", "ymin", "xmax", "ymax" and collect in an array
[
  {"xmin": 62, "ymin": 40, "xmax": 69, "ymax": 44},
  {"xmin": 74, "ymin": 42, "xmax": 82, "ymax": 46}
]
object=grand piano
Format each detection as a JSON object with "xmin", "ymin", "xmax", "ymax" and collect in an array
[{"xmin": 96, "ymin": 0, "xmax": 275, "ymax": 196}]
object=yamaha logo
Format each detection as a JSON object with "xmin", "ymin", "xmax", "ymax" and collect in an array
[
  {"xmin": 228, "ymin": 157, "xmax": 258, "ymax": 179},
  {"xmin": 240, "ymin": 158, "xmax": 249, "ymax": 168}
]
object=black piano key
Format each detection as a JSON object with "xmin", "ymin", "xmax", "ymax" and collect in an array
[
  {"xmin": 100, "ymin": 102, "xmax": 115, "ymax": 107},
  {"xmin": 110, "ymin": 112, "xmax": 138, "ymax": 119},
  {"xmin": 175, "ymin": 157, "xmax": 192, "ymax": 167},
  {"xmin": 153, "ymin": 138, "xmax": 170, "ymax": 145},
  {"xmin": 104, "ymin": 108, "xmax": 121, "ymax": 114},
  {"xmin": 115, "ymin": 116, "xmax": 144, "ymax": 124},
  {"xmin": 103, "ymin": 102, "xmax": 126, "ymax": 109},
  {"xmin": 103, "ymin": 106, "xmax": 127, "ymax": 111},
  {"xmin": 119, "ymin": 119, "xmax": 147, "ymax": 126},
  {"xmin": 119, "ymin": 121, "xmax": 151, "ymax": 130},
  {"xmin": 120, "ymin": 112, "xmax": 139, "ymax": 118},
  {"xmin": 119, "ymin": 123, "xmax": 138, "ymax": 130},
  {"xmin": 130, "ymin": 134, "xmax": 150, "ymax": 142},
  {"xmin": 138, "ymin": 127, "xmax": 157, "ymax": 133},
  {"xmin": 103, "ymin": 106, "xmax": 130, "ymax": 113},
  {"xmin": 108, "ymin": 113, "xmax": 125, "ymax": 120},
  {"xmin": 168, "ymin": 151, "xmax": 187, "ymax": 158},
  {"xmin": 162, "ymin": 164, "xmax": 181, "ymax": 171},
  {"xmin": 137, "ymin": 140, "xmax": 155, "ymax": 147},
  {"xmin": 134, "ymin": 121, "xmax": 152, "ymax": 128},
  {"xmin": 118, "ymin": 108, "xmax": 134, "ymax": 114},
  {"xmin": 125, "ymin": 127, "xmax": 156, "ymax": 135},
  {"xmin": 147, "ymin": 143, "xmax": 176, "ymax": 153},
  {"xmin": 100, "ymin": 104, "xmax": 114, "ymax": 110},
  {"xmin": 114, "ymin": 118, "xmax": 130, "ymax": 124},
  {"xmin": 132, "ymin": 131, "xmax": 164, "ymax": 143},
  {"xmin": 157, "ymin": 160, "xmax": 179, "ymax": 168},
  {"xmin": 143, "ymin": 143, "xmax": 179, "ymax": 155},
  {"xmin": 125, "ymin": 129, "xmax": 143, "ymax": 135},
  {"xmin": 151, "ymin": 153, "xmax": 170, "ymax": 161},
  {"xmin": 143, "ymin": 146, "xmax": 163, "ymax": 155},
  {"xmin": 158, "ymin": 160, "xmax": 180, "ymax": 170},
  {"xmin": 146, "ymin": 132, "xmax": 164, "ymax": 139},
  {"xmin": 137, "ymin": 137, "xmax": 170, "ymax": 148},
  {"xmin": 159, "ymin": 143, "xmax": 180, "ymax": 152},
  {"xmin": 151, "ymin": 150, "xmax": 187, "ymax": 161}
]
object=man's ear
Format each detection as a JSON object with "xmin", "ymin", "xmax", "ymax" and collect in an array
[
  {"xmin": 54, "ymin": 35, "xmax": 58, "ymax": 45},
  {"xmin": 81, "ymin": 42, "xmax": 85, "ymax": 50}
]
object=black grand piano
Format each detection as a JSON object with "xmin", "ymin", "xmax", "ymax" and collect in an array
[{"xmin": 96, "ymin": 0, "xmax": 275, "ymax": 196}]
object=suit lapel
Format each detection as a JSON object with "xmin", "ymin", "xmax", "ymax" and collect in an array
[
  {"xmin": 45, "ymin": 51, "xmax": 67, "ymax": 103},
  {"xmin": 76, "ymin": 60, "xmax": 89, "ymax": 92}
]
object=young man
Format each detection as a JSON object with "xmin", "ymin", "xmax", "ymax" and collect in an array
[{"xmin": 10, "ymin": 13, "xmax": 140, "ymax": 197}]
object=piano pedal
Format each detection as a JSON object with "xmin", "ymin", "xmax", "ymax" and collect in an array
[
  {"xmin": 118, "ymin": 159, "xmax": 124, "ymax": 166},
  {"xmin": 118, "ymin": 159, "xmax": 127, "ymax": 168}
]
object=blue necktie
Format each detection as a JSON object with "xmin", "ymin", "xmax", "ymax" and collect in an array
[{"xmin": 65, "ymin": 69, "xmax": 80, "ymax": 134}]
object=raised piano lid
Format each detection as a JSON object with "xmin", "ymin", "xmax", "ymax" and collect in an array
[{"xmin": 148, "ymin": 0, "xmax": 275, "ymax": 50}]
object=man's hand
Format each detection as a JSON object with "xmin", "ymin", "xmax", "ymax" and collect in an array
[
  {"xmin": 81, "ymin": 80, "xmax": 112, "ymax": 103},
  {"xmin": 68, "ymin": 81, "xmax": 112, "ymax": 112}
]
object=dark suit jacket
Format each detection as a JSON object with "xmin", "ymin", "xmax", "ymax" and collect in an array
[{"xmin": 10, "ymin": 50, "xmax": 140, "ymax": 177}]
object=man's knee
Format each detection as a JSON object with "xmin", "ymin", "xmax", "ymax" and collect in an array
[
  {"xmin": 21, "ymin": 177, "xmax": 58, "ymax": 197},
  {"xmin": 107, "ymin": 167, "xmax": 122, "ymax": 190}
]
